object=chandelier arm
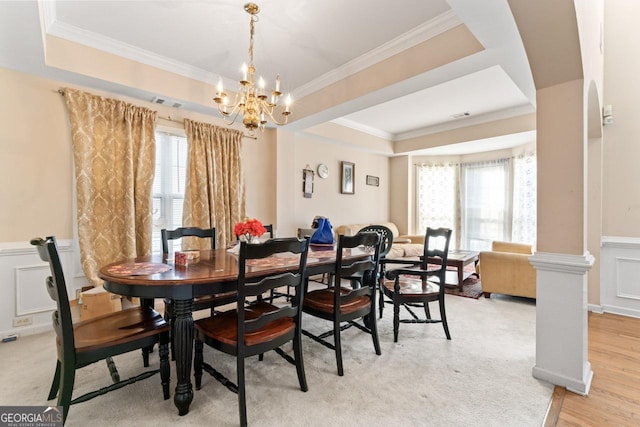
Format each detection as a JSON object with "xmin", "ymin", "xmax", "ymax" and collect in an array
[{"xmin": 260, "ymin": 104, "xmax": 289, "ymax": 126}]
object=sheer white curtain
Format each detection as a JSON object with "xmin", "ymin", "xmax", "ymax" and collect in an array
[
  {"xmin": 461, "ymin": 159, "xmax": 510, "ymax": 251},
  {"xmin": 512, "ymin": 151, "xmax": 537, "ymax": 244},
  {"xmin": 416, "ymin": 163, "xmax": 460, "ymax": 249}
]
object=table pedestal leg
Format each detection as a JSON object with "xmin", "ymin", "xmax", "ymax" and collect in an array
[{"xmin": 173, "ymin": 298, "xmax": 194, "ymax": 415}]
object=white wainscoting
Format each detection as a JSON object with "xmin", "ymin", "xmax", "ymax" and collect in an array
[
  {"xmin": 601, "ymin": 236, "xmax": 640, "ymax": 318},
  {"xmin": 0, "ymin": 239, "xmax": 86, "ymax": 338}
]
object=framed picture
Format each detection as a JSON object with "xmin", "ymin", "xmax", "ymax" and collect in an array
[
  {"xmin": 366, "ymin": 175, "xmax": 379, "ymax": 186},
  {"xmin": 341, "ymin": 161, "xmax": 355, "ymax": 194},
  {"xmin": 303, "ymin": 167, "xmax": 314, "ymax": 198}
]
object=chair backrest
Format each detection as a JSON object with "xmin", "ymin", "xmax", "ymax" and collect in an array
[
  {"xmin": 30, "ymin": 236, "xmax": 76, "ymax": 355},
  {"xmin": 334, "ymin": 232, "xmax": 382, "ymax": 312},
  {"xmin": 420, "ymin": 227, "xmax": 453, "ymax": 286},
  {"xmin": 236, "ymin": 237, "xmax": 310, "ymax": 344},
  {"xmin": 358, "ymin": 225, "xmax": 394, "ymax": 258},
  {"xmin": 161, "ymin": 227, "xmax": 216, "ymax": 254}
]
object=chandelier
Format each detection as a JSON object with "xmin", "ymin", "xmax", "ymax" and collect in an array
[{"xmin": 213, "ymin": 3, "xmax": 291, "ymax": 136}]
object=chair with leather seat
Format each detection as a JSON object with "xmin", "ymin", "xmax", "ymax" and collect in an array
[
  {"xmin": 349, "ymin": 224, "xmax": 394, "ymax": 289},
  {"xmin": 162, "ymin": 227, "xmax": 237, "ymax": 359},
  {"xmin": 193, "ymin": 237, "xmax": 310, "ymax": 427},
  {"xmin": 380, "ymin": 227, "xmax": 453, "ymax": 342},
  {"xmin": 302, "ymin": 232, "xmax": 382, "ymax": 376},
  {"xmin": 31, "ymin": 236, "xmax": 170, "ymax": 424}
]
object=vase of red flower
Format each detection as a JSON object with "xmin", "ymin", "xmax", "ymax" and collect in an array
[{"xmin": 234, "ymin": 218, "xmax": 267, "ymax": 243}]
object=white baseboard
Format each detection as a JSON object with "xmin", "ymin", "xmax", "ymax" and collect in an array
[
  {"xmin": 1, "ymin": 322, "xmax": 52, "ymax": 340},
  {"xmin": 588, "ymin": 304, "xmax": 603, "ymax": 314}
]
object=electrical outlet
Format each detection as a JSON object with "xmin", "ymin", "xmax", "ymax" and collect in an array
[{"xmin": 12, "ymin": 316, "xmax": 32, "ymax": 327}]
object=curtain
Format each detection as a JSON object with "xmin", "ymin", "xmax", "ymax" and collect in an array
[
  {"xmin": 64, "ymin": 88, "xmax": 157, "ymax": 287},
  {"xmin": 512, "ymin": 151, "xmax": 537, "ymax": 244},
  {"xmin": 416, "ymin": 163, "xmax": 460, "ymax": 249},
  {"xmin": 182, "ymin": 119, "xmax": 245, "ymax": 249},
  {"xmin": 461, "ymin": 159, "xmax": 510, "ymax": 251}
]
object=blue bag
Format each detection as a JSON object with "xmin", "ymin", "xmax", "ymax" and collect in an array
[{"xmin": 310, "ymin": 217, "xmax": 335, "ymax": 244}]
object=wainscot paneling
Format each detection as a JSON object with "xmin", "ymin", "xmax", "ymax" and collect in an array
[
  {"xmin": 0, "ymin": 239, "xmax": 86, "ymax": 338},
  {"xmin": 601, "ymin": 236, "xmax": 640, "ymax": 318}
]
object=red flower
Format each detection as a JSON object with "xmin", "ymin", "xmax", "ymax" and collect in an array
[{"xmin": 234, "ymin": 218, "xmax": 267, "ymax": 240}]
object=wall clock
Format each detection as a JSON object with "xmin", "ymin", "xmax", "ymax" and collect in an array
[{"xmin": 317, "ymin": 163, "xmax": 329, "ymax": 179}]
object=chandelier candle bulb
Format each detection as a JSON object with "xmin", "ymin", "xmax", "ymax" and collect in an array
[
  {"xmin": 285, "ymin": 95, "xmax": 292, "ymax": 114},
  {"xmin": 216, "ymin": 77, "xmax": 223, "ymax": 95},
  {"xmin": 275, "ymin": 75, "xmax": 281, "ymax": 92},
  {"xmin": 241, "ymin": 63, "xmax": 248, "ymax": 82}
]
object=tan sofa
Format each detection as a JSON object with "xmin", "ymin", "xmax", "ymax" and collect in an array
[
  {"xmin": 334, "ymin": 222, "xmax": 424, "ymax": 259},
  {"xmin": 478, "ymin": 241, "xmax": 536, "ymax": 299}
]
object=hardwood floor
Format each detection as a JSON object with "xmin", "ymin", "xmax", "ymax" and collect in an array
[{"xmin": 544, "ymin": 312, "xmax": 640, "ymax": 426}]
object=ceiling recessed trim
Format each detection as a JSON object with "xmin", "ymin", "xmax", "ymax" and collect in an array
[
  {"xmin": 45, "ymin": 5, "xmax": 215, "ymax": 84},
  {"xmin": 394, "ymin": 104, "xmax": 535, "ymax": 141},
  {"xmin": 331, "ymin": 117, "xmax": 394, "ymax": 141},
  {"xmin": 293, "ymin": 10, "xmax": 461, "ymax": 99}
]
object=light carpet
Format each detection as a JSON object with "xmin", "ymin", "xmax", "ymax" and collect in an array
[{"xmin": 0, "ymin": 294, "xmax": 552, "ymax": 427}]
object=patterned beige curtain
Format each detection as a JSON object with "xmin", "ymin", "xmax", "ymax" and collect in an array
[
  {"xmin": 64, "ymin": 88, "xmax": 157, "ymax": 287},
  {"xmin": 183, "ymin": 119, "xmax": 245, "ymax": 249}
]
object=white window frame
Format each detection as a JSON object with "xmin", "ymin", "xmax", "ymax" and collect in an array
[{"xmin": 152, "ymin": 126, "xmax": 188, "ymax": 254}]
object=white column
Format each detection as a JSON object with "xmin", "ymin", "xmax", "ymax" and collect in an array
[{"xmin": 530, "ymin": 251, "xmax": 595, "ymax": 395}]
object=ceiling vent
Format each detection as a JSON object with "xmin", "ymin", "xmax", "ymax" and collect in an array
[
  {"xmin": 450, "ymin": 111, "xmax": 471, "ymax": 119},
  {"xmin": 151, "ymin": 96, "xmax": 183, "ymax": 109}
]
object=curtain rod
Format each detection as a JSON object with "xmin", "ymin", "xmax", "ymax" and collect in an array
[{"xmin": 57, "ymin": 89, "xmax": 257, "ymax": 140}]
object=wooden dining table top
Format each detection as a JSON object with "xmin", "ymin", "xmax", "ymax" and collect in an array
[{"xmin": 98, "ymin": 244, "xmax": 371, "ymax": 289}]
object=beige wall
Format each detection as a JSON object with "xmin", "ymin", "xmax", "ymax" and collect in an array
[
  {"xmin": 0, "ymin": 67, "xmax": 391, "ymax": 247},
  {"xmin": 602, "ymin": 0, "xmax": 640, "ymax": 237},
  {"xmin": 0, "ymin": 67, "xmax": 276, "ymax": 244},
  {"xmin": 0, "ymin": 68, "xmax": 74, "ymax": 242},
  {"xmin": 291, "ymin": 132, "xmax": 390, "ymax": 233}
]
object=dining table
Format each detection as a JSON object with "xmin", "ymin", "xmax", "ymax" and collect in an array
[{"xmin": 97, "ymin": 243, "xmax": 371, "ymax": 416}]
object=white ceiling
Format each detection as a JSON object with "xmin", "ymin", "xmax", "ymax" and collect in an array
[{"xmin": 0, "ymin": 0, "xmax": 536, "ymax": 154}]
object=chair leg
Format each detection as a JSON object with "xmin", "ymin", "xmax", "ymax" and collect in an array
[
  {"xmin": 368, "ymin": 310, "xmax": 382, "ymax": 356},
  {"xmin": 378, "ymin": 288, "xmax": 385, "ymax": 319},
  {"xmin": 439, "ymin": 298, "xmax": 451, "ymax": 340},
  {"xmin": 106, "ymin": 357, "xmax": 120, "ymax": 382},
  {"xmin": 333, "ymin": 318, "xmax": 344, "ymax": 376},
  {"xmin": 393, "ymin": 298, "xmax": 400, "ymax": 343},
  {"xmin": 142, "ymin": 347, "xmax": 150, "ymax": 367},
  {"xmin": 159, "ymin": 334, "xmax": 171, "ymax": 400},
  {"xmin": 164, "ymin": 303, "xmax": 177, "ymax": 361},
  {"xmin": 47, "ymin": 360, "xmax": 61, "ymax": 400},
  {"xmin": 293, "ymin": 329, "xmax": 308, "ymax": 392},
  {"xmin": 58, "ymin": 360, "xmax": 76, "ymax": 424},
  {"xmin": 423, "ymin": 301, "xmax": 432, "ymax": 320},
  {"xmin": 194, "ymin": 339, "xmax": 203, "ymax": 390},
  {"xmin": 237, "ymin": 356, "xmax": 248, "ymax": 427}
]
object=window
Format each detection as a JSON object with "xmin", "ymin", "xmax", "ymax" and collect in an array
[
  {"xmin": 461, "ymin": 160, "xmax": 510, "ymax": 251},
  {"xmin": 152, "ymin": 131, "xmax": 188, "ymax": 253},
  {"xmin": 416, "ymin": 163, "xmax": 459, "ymax": 249},
  {"xmin": 416, "ymin": 152, "xmax": 536, "ymax": 251}
]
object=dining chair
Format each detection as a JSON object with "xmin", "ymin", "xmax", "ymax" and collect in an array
[
  {"xmin": 194, "ymin": 237, "xmax": 310, "ymax": 427},
  {"xmin": 31, "ymin": 236, "xmax": 170, "ymax": 424},
  {"xmin": 346, "ymin": 224, "xmax": 394, "ymax": 289},
  {"xmin": 302, "ymin": 232, "xmax": 382, "ymax": 376},
  {"xmin": 380, "ymin": 227, "xmax": 453, "ymax": 342},
  {"xmin": 162, "ymin": 227, "xmax": 237, "ymax": 359}
]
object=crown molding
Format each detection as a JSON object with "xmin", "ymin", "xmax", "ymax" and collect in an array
[
  {"xmin": 43, "ymin": 3, "xmax": 459, "ymax": 100},
  {"xmin": 331, "ymin": 118, "xmax": 394, "ymax": 141},
  {"xmin": 394, "ymin": 103, "xmax": 535, "ymax": 141},
  {"xmin": 293, "ymin": 10, "xmax": 461, "ymax": 98},
  {"xmin": 44, "ymin": 10, "xmax": 216, "ymax": 84}
]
